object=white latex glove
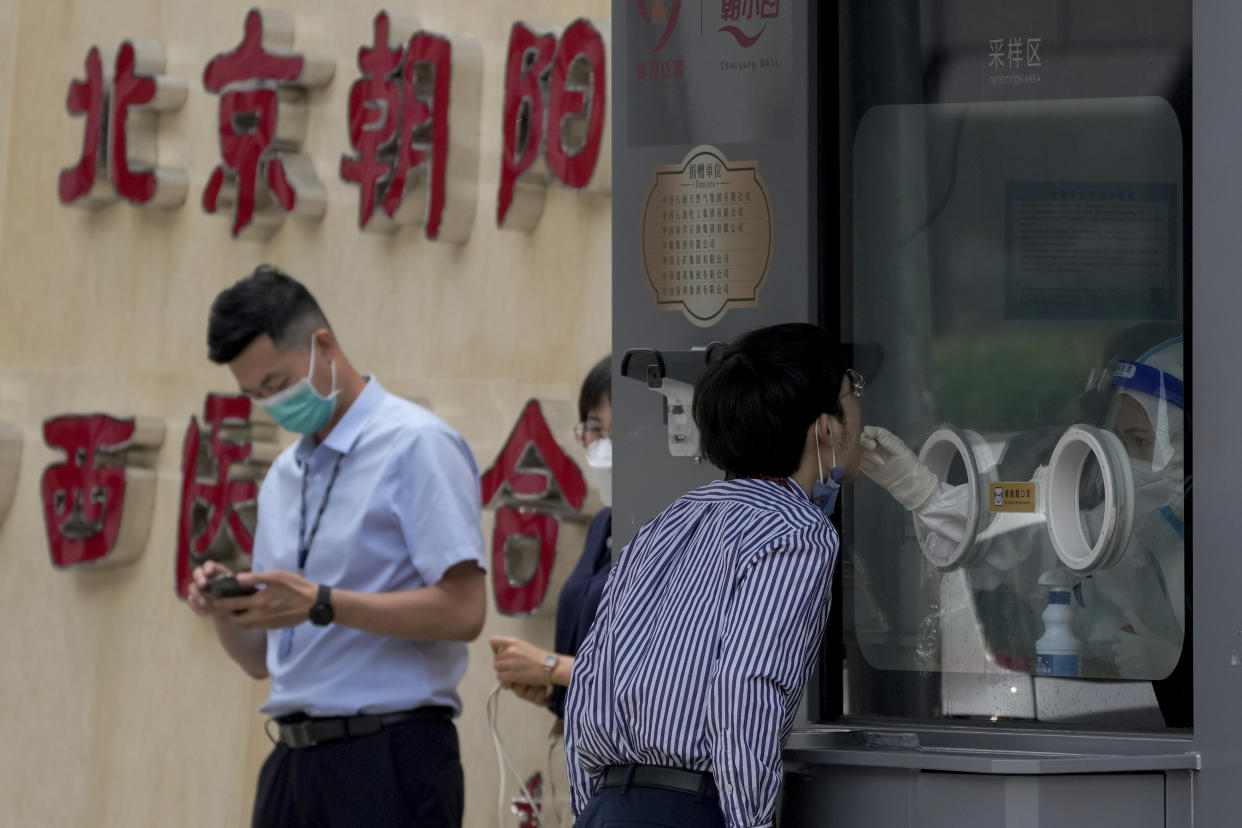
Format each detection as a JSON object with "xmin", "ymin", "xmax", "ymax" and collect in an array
[{"xmin": 860, "ymin": 425, "xmax": 939, "ymax": 511}]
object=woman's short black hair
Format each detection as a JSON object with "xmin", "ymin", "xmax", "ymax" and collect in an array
[
  {"xmin": 693, "ymin": 323, "xmax": 844, "ymax": 478},
  {"xmin": 578, "ymin": 356, "xmax": 612, "ymax": 422},
  {"xmin": 207, "ymin": 265, "xmax": 331, "ymax": 364}
]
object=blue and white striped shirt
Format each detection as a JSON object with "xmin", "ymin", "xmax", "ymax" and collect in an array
[{"xmin": 564, "ymin": 477, "xmax": 838, "ymax": 828}]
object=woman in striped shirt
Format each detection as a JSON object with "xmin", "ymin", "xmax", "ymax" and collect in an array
[{"xmin": 565, "ymin": 323, "xmax": 864, "ymax": 828}]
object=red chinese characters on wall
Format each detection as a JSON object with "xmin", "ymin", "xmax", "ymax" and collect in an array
[
  {"xmin": 58, "ymin": 41, "xmax": 187, "ymax": 209},
  {"xmin": 546, "ymin": 20, "xmax": 609, "ymax": 190},
  {"xmin": 40, "ymin": 415, "xmax": 165, "ymax": 568},
  {"xmin": 480, "ymin": 400, "xmax": 587, "ymax": 615},
  {"xmin": 174, "ymin": 394, "xmax": 277, "ymax": 599},
  {"xmin": 497, "ymin": 19, "xmax": 610, "ymax": 232},
  {"xmin": 202, "ymin": 9, "xmax": 334, "ymax": 239},
  {"xmin": 341, "ymin": 11, "xmax": 482, "ymax": 242},
  {"xmin": 340, "ymin": 12, "xmax": 405, "ymax": 233},
  {"xmin": 58, "ymin": 48, "xmax": 110, "ymax": 207},
  {"xmin": 57, "ymin": 11, "xmax": 611, "ymax": 240},
  {"xmin": 497, "ymin": 24, "xmax": 555, "ymax": 232}
]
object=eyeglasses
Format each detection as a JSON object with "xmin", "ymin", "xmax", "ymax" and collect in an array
[
  {"xmin": 573, "ymin": 422, "xmax": 611, "ymax": 446},
  {"xmin": 842, "ymin": 368, "xmax": 865, "ymax": 400}
]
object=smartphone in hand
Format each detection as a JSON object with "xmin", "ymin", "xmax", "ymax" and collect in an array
[{"xmin": 202, "ymin": 574, "xmax": 259, "ymax": 599}]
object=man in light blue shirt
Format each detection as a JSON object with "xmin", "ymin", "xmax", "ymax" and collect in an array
[{"xmin": 185, "ymin": 265, "xmax": 486, "ymax": 827}]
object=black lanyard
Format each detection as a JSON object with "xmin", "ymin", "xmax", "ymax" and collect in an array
[{"xmin": 297, "ymin": 454, "xmax": 344, "ymax": 573}]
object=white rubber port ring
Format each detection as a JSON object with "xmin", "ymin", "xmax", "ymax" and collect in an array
[
  {"xmin": 1046, "ymin": 424, "xmax": 1134, "ymax": 574},
  {"xmin": 916, "ymin": 425, "xmax": 998, "ymax": 571}
]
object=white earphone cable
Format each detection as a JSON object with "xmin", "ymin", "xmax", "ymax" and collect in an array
[{"xmin": 488, "ymin": 683, "xmax": 540, "ymax": 827}]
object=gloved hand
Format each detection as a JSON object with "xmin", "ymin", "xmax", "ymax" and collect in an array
[{"xmin": 860, "ymin": 425, "xmax": 939, "ymax": 511}]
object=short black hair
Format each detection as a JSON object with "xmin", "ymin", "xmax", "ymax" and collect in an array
[
  {"xmin": 578, "ymin": 356, "xmax": 611, "ymax": 422},
  {"xmin": 207, "ymin": 265, "xmax": 331, "ymax": 364},
  {"xmin": 693, "ymin": 323, "xmax": 845, "ymax": 478}
]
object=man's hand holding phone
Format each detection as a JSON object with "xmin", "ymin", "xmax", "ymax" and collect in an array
[
  {"xmin": 186, "ymin": 560, "xmax": 271, "ymax": 681},
  {"xmin": 188, "ymin": 561, "xmax": 259, "ymax": 618},
  {"xmin": 203, "ymin": 574, "xmax": 260, "ymax": 599},
  {"xmin": 188, "ymin": 562, "xmax": 319, "ymax": 632}
]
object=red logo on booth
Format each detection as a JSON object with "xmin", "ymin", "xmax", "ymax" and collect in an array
[
  {"xmin": 480, "ymin": 401, "xmax": 587, "ymax": 615},
  {"xmin": 41, "ymin": 415, "xmax": 164, "ymax": 568},
  {"xmin": 635, "ymin": 0, "xmax": 681, "ymax": 54},
  {"xmin": 718, "ymin": 0, "xmax": 779, "ymax": 48},
  {"xmin": 202, "ymin": 9, "xmax": 334, "ymax": 239},
  {"xmin": 174, "ymin": 394, "xmax": 277, "ymax": 599}
]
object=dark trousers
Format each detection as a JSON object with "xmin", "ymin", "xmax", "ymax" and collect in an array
[
  {"xmin": 251, "ymin": 718, "xmax": 463, "ymax": 827},
  {"xmin": 574, "ymin": 784, "xmax": 727, "ymax": 828}
]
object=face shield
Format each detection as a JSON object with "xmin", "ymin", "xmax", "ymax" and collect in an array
[
  {"xmin": 1105, "ymin": 372, "xmax": 1183, "ymax": 479},
  {"xmin": 1082, "ymin": 337, "xmax": 1184, "ymax": 476}
]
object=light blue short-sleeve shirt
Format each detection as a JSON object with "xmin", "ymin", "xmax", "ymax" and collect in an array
[{"xmin": 252, "ymin": 376, "xmax": 486, "ymax": 717}]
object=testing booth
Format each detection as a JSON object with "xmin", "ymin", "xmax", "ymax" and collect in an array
[{"xmin": 612, "ymin": 1, "xmax": 1241, "ymax": 824}]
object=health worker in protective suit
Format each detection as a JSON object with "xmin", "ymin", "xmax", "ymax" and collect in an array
[
  {"xmin": 1080, "ymin": 337, "xmax": 1185, "ymax": 681},
  {"xmin": 861, "ymin": 335, "xmax": 1188, "ymax": 724}
]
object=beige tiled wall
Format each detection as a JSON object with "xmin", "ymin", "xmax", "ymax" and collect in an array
[{"xmin": 0, "ymin": 1, "xmax": 610, "ymax": 825}]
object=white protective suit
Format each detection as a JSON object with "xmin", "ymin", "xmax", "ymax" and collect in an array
[{"xmin": 863, "ymin": 337, "xmax": 1186, "ymax": 680}]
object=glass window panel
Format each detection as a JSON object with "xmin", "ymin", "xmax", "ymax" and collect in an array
[{"xmin": 838, "ymin": 0, "xmax": 1190, "ymax": 730}]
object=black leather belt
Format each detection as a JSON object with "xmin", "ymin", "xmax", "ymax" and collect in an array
[
  {"xmin": 600, "ymin": 764, "xmax": 718, "ymax": 798},
  {"xmin": 275, "ymin": 706, "xmax": 452, "ymax": 749}
]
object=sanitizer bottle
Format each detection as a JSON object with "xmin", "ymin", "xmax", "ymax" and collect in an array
[{"xmin": 1035, "ymin": 570, "xmax": 1081, "ymax": 677}]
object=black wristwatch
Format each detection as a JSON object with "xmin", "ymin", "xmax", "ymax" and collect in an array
[{"xmin": 308, "ymin": 584, "xmax": 334, "ymax": 626}]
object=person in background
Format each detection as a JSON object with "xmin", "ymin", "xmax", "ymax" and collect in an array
[
  {"xmin": 489, "ymin": 357, "xmax": 613, "ymax": 819},
  {"xmin": 184, "ymin": 265, "xmax": 487, "ymax": 827},
  {"xmin": 565, "ymin": 324, "xmax": 863, "ymax": 828}
]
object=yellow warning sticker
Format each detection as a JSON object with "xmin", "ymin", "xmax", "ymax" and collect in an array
[{"xmin": 990, "ymin": 482, "xmax": 1036, "ymax": 513}]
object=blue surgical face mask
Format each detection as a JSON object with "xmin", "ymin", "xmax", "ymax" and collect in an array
[
  {"xmin": 812, "ymin": 427, "xmax": 844, "ymax": 515},
  {"xmin": 257, "ymin": 337, "xmax": 339, "ymax": 435}
]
